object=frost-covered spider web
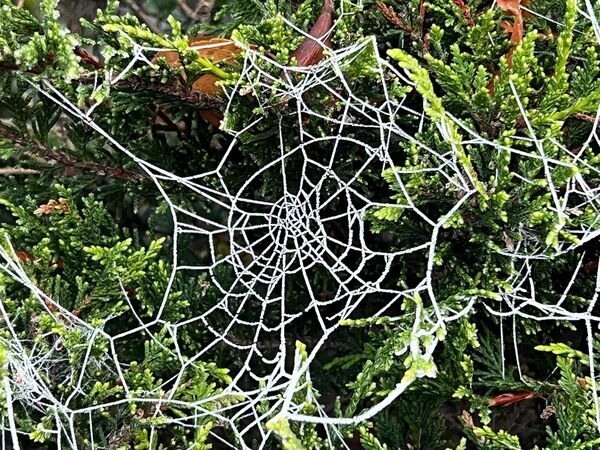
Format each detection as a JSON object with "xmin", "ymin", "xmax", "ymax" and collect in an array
[{"xmin": 2, "ymin": 2, "xmax": 600, "ymax": 448}]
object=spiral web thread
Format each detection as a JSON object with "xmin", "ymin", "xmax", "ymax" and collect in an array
[{"xmin": 2, "ymin": 2, "xmax": 600, "ymax": 448}]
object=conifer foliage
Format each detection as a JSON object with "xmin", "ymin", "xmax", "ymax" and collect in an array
[{"xmin": 1, "ymin": 0, "xmax": 600, "ymax": 448}]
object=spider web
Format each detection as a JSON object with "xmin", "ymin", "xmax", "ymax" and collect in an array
[{"xmin": 2, "ymin": 2, "xmax": 600, "ymax": 448}]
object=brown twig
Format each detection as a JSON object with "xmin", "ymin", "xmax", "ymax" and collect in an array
[
  {"xmin": 123, "ymin": 0, "xmax": 162, "ymax": 35},
  {"xmin": 418, "ymin": 0, "xmax": 427, "ymax": 34},
  {"xmin": 0, "ymin": 61, "xmax": 22, "ymax": 71},
  {"xmin": 377, "ymin": 3, "xmax": 416, "ymax": 36},
  {"xmin": 574, "ymin": 113, "xmax": 598, "ymax": 123},
  {"xmin": 77, "ymin": 73, "xmax": 224, "ymax": 109},
  {"xmin": 0, "ymin": 126, "xmax": 146, "ymax": 183},
  {"xmin": 72, "ymin": 50, "xmax": 188, "ymax": 132},
  {"xmin": 0, "ymin": 167, "xmax": 40, "ymax": 176},
  {"xmin": 3, "ymin": 58, "xmax": 223, "ymax": 130},
  {"xmin": 377, "ymin": 3, "xmax": 429, "ymax": 50},
  {"xmin": 453, "ymin": 0, "xmax": 475, "ymax": 27},
  {"xmin": 73, "ymin": 46, "xmax": 104, "ymax": 70},
  {"xmin": 3, "ymin": 50, "xmax": 223, "ymax": 111},
  {"xmin": 193, "ymin": 0, "xmax": 216, "ymax": 24},
  {"xmin": 108, "ymin": 75, "xmax": 225, "ymax": 110},
  {"xmin": 0, "ymin": 60, "xmax": 44, "ymax": 74}
]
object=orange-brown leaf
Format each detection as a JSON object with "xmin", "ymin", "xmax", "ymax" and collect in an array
[
  {"xmin": 152, "ymin": 37, "xmax": 240, "ymax": 94},
  {"xmin": 497, "ymin": 0, "xmax": 521, "ymax": 16},
  {"xmin": 189, "ymin": 37, "xmax": 239, "ymax": 63},
  {"xmin": 497, "ymin": 0, "xmax": 524, "ymax": 43},
  {"xmin": 15, "ymin": 251, "xmax": 64, "ymax": 269},
  {"xmin": 151, "ymin": 37, "xmax": 240, "ymax": 126},
  {"xmin": 199, "ymin": 111, "xmax": 224, "ymax": 128},
  {"xmin": 33, "ymin": 198, "xmax": 69, "ymax": 216},
  {"xmin": 497, "ymin": 0, "xmax": 529, "ymax": 66},
  {"xmin": 192, "ymin": 73, "xmax": 221, "ymax": 96},
  {"xmin": 74, "ymin": 46, "xmax": 103, "ymax": 70}
]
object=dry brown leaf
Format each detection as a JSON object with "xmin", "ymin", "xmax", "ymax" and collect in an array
[
  {"xmin": 153, "ymin": 37, "xmax": 239, "ymax": 89},
  {"xmin": 15, "ymin": 251, "xmax": 36, "ymax": 263},
  {"xmin": 191, "ymin": 37, "xmax": 238, "ymax": 57},
  {"xmin": 540, "ymin": 405, "xmax": 556, "ymax": 419},
  {"xmin": 152, "ymin": 37, "xmax": 241, "ymax": 126},
  {"xmin": 489, "ymin": 390, "xmax": 540, "ymax": 407},
  {"xmin": 33, "ymin": 198, "xmax": 69, "ymax": 216},
  {"xmin": 292, "ymin": 0, "xmax": 336, "ymax": 66},
  {"xmin": 497, "ymin": 0, "xmax": 526, "ymax": 65}
]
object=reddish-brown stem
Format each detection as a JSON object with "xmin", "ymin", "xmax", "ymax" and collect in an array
[
  {"xmin": 574, "ymin": 113, "xmax": 598, "ymax": 123},
  {"xmin": 377, "ymin": 3, "xmax": 429, "ymax": 51},
  {"xmin": 418, "ymin": 0, "xmax": 427, "ymax": 32},
  {"xmin": 0, "ymin": 126, "xmax": 146, "ymax": 183},
  {"xmin": 418, "ymin": 0, "xmax": 430, "ymax": 51},
  {"xmin": 453, "ymin": 0, "xmax": 475, "ymax": 27}
]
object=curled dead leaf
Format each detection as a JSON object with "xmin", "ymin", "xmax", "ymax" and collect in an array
[
  {"xmin": 540, "ymin": 404, "xmax": 556, "ymax": 419},
  {"xmin": 489, "ymin": 390, "xmax": 540, "ymax": 407},
  {"xmin": 15, "ymin": 251, "xmax": 36, "ymax": 263},
  {"xmin": 497, "ymin": 0, "xmax": 528, "ymax": 65},
  {"xmin": 292, "ymin": 0, "xmax": 336, "ymax": 66},
  {"xmin": 460, "ymin": 410, "xmax": 475, "ymax": 429},
  {"xmin": 33, "ymin": 198, "xmax": 69, "ymax": 216},
  {"xmin": 153, "ymin": 37, "xmax": 241, "ymax": 126},
  {"xmin": 497, "ymin": 0, "xmax": 523, "ymax": 38},
  {"xmin": 74, "ymin": 46, "xmax": 104, "ymax": 70}
]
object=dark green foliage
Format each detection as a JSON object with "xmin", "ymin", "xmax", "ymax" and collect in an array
[
  {"xmin": 0, "ymin": 186, "xmax": 233, "ymax": 448},
  {"xmin": 1, "ymin": 0, "xmax": 600, "ymax": 449}
]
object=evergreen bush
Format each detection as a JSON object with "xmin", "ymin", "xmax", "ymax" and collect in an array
[{"xmin": 1, "ymin": 0, "xmax": 600, "ymax": 448}]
